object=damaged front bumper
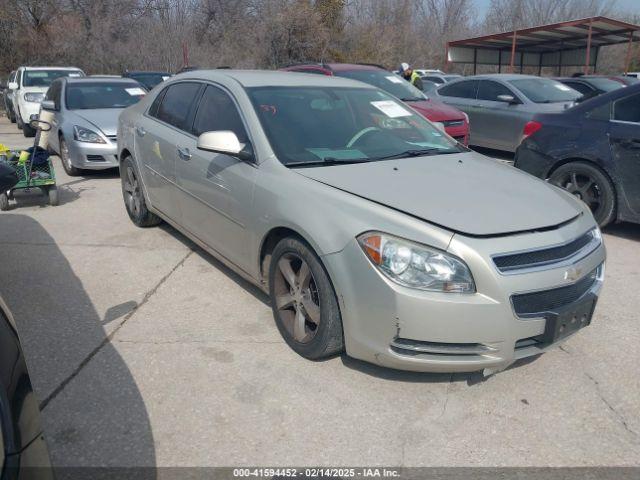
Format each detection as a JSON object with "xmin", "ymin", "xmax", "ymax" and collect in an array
[{"xmin": 322, "ymin": 212, "xmax": 605, "ymax": 374}]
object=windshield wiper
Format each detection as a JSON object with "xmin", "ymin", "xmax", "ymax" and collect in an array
[
  {"xmin": 400, "ymin": 97, "xmax": 424, "ymax": 102},
  {"xmin": 372, "ymin": 148, "xmax": 457, "ymax": 160},
  {"xmin": 286, "ymin": 157, "xmax": 371, "ymax": 168}
]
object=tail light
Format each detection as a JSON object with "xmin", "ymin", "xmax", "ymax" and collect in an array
[{"xmin": 522, "ymin": 121, "xmax": 542, "ymax": 139}]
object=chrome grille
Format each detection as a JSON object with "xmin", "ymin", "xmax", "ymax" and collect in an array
[
  {"xmin": 391, "ymin": 338, "xmax": 496, "ymax": 356},
  {"xmin": 493, "ymin": 231, "xmax": 596, "ymax": 273},
  {"xmin": 511, "ymin": 267, "xmax": 599, "ymax": 317}
]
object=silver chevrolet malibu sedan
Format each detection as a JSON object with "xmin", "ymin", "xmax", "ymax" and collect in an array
[{"xmin": 118, "ymin": 70, "xmax": 605, "ymax": 374}]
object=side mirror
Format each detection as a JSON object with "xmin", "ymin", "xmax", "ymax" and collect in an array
[
  {"xmin": 197, "ymin": 131, "xmax": 253, "ymax": 162},
  {"xmin": 41, "ymin": 99, "xmax": 56, "ymax": 111},
  {"xmin": 8, "ymin": 82, "xmax": 18, "ymax": 90},
  {"xmin": 497, "ymin": 94, "xmax": 517, "ymax": 104}
]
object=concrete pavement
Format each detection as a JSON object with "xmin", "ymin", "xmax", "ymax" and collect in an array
[{"xmin": 0, "ymin": 114, "xmax": 638, "ymax": 468}]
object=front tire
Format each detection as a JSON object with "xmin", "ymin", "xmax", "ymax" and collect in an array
[
  {"xmin": 549, "ymin": 161, "xmax": 616, "ymax": 227},
  {"xmin": 0, "ymin": 192, "xmax": 9, "ymax": 211},
  {"xmin": 121, "ymin": 156, "xmax": 161, "ymax": 227},
  {"xmin": 269, "ymin": 237, "xmax": 344, "ymax": 360},
  {"xmin": 48, "ymin": 186, "xmax": 59, "ymax": 206},
  {"xmin": 59, "ymin": 137, "xmax": 81, "ymax": 176}
]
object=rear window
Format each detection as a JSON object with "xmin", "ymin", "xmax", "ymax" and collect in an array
[
  {"xmin": 66, "ymin": 82, "xmax": 146, "ymax": 110},
  {"xmin": 614, "ymin": 93, "xmax": 640, "ymax": 123},
  {"xmin": 508, "ymin": 78, "xmax": 581, "ymax": 103},
  {"xmin": 154, "ymin": 82, "xmax": 202, "ymax": 131},
  {"xmin": 23, "ymin": 69, "xmax": 84, "ymax": 87},
  {"xmin": 439, "ymin": 80, "xmax": 479, "ymax": 99}
]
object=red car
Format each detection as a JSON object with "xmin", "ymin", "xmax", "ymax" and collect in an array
[{"xmin": 280, "ymin": 63, "xmax": 470, "ymax": 145}]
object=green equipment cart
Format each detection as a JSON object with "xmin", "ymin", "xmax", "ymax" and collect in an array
[{"xmin": 0, "ymin": 119, "xmax": 58, "ymax": 211}]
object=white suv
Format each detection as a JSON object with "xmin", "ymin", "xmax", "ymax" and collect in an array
[{"xmin": 8, "ymin": 66, "xmax": 84, "ymax": 137}]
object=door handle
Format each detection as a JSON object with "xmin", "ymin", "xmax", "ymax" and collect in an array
[
  {"xmin": 135, "ymin": 125, "xmax": 146, "ymax": 137},
  {"xmin": 177, "ymin": 146, "xmax": 192, "ymax": 161}
]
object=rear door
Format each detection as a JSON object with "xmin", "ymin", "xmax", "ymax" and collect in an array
[
  {"xmin": 135, "ymin": 82, "xmax": 202, "ymax": 222},
  {"xmin": 475, "ymin": 80, "xmax": 526, "ymax": 150},
  {"xmin": 610, "ymin": 92, "xmax": 640, "ymax": 216},
  {"xmin": 175, "ymin": 84, "xmax": 257, "ymax": 272}
]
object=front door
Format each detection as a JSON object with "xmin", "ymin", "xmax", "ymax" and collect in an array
[
  {"xmin": 610, "ymin": 92, "xmax": 640, "ymax": 216},
  {"xmin": 474, "ymin": 80, "xmax": 526, "ymax": 151},
  {"xmin": 175, "ymin": 84, "xmax": 257, "ymax": 273}
]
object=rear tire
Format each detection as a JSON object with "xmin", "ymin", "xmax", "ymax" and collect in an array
[
  {"xmin": 0, "ymin": 192, "xmax": 9, "ymax": 211},
  {"xmin": 16, "ymin": 112, "xmax": 22, "ymax": 130},
  {"xmin": 59, "ymin": 137, "xmax": 81, "ymax": 176},
  {"xmin": 48, "ymin": 186, "xmax": 59, "ymax": 206},
  {"xmin": 121, "ymin": 156, "xmax": 161, "ymax": 227},
  {"xmin": 269, "ymin": 237, "xmax": 344, "ymax": 360},
  {"xmin": 549, "ymin": 161, "xmax": 616, "ymax": 228},
  {"xmin": 7, "ymin": 106, "xmax": 16, "ymax": 123}
]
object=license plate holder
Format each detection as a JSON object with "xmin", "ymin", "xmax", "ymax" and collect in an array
[{"xmin": 538, "ymin": 294, "xmax": 596, "ymax": 344}]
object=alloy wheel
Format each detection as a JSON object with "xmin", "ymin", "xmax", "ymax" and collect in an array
[
  {"xmin": 552, "ymin": 171, "xmax": 603, "ymax": 216},
  {"xmin": 61, "ymin": 140, "xmax": 73, "ymax": 170},
  {"xmin": 273, "ymin": 253, "xmax": 321, "ymax": 343},
  {"xmin": 122, "ymin": 165, "xmax": 142, "ymax": 217}
]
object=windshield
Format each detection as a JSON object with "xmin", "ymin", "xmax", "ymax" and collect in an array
[
  {"xmin": 508, "ymin": 78, "xmax": 581, "ymax": 103},
  {"xmin": 248, "ymin": 86, "xmax": 463, "ymax": 166},
  {"xmin": 23, "ymin": 69, "xmax": 83, "ymax": 87},
  {"xmin": 586, "ymin": 77, "xmax": 625, "ymax": 92},
  {"xmin": 334, "ymin": 70, "xmax": 426, "ymax": 101},
  {"xmin": 66, "ymin": 82, "xmax": 146, "ymax": 110},
  {"xmin": 128, "ymin": 73, "xmax": 168, "ymax": 90}
]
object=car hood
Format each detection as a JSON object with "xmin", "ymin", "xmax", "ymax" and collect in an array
[
  {"xmin": 295, "ymin": 152, "xmax": 581, "ymax": 236},
  {"xmin": 406, "ymin": 98, "xmax": 466, "ymax": 122},
  {"xmin": 71, "ymin": 109, "xmax": 122, "ymax": 136}
]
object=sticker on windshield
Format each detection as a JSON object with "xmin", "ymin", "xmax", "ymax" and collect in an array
[
  {"xmin": 555, "ymin": 84, "xmax": 572, "ymax": 91},
  {"xmin": 385, "ymin": 75, "xmax": 403, "ymax": 84},
  {"xmin": 371, "ymin": 100, "xmax": 412, "ymax": 118},
  {"xmin": 162, "ymin": 76, "xmax": 170, "ymax": 81},
  {"xmin": 68, "ymin": 73, "xmax": 82, "ymax": 77},
  {"xmin": 125, "ymin": 87, "xmax": 146, "ymax": 96}
]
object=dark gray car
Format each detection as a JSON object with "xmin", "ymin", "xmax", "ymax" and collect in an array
[{"xmin": 435, "ymin": 74, "xmax": 581, "ymax": 152}]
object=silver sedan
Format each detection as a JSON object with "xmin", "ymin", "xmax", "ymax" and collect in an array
[
  {"xmin": 41, "ymin": 77, "xmax": 146, "ymax": 176},
  {"xmin": 117, "ymin": 70, "xmax": 604, "ymax": 374},
  {"xmin": 435, "ymin": 74, "xmax": 581, "ymax": 152}
]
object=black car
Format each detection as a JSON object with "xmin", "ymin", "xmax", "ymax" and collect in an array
[
  {"xmin": 122, "ymin": 70, "xmax": 170, "ymax": 90},
  {"xmin": 0, "ymin": 163, "xmax": 52, "ymax": 479},
  {"xmin": 554, "ymin": 75, "xmax": 624, "ymax": 102},
  {"xmin": 515, "ymin": 83, "xmax": 640, "ymax": 227}
]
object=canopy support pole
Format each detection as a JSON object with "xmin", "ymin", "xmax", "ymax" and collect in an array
[
  {"xmin": 584, "ymin": 19, "xmax": 593, "ymax": 74},
  {"xmin": 624, "ymin": 32, "xmax": 634, "ymax": 74},
  {"xmin": 473, "ymin": 48, "xmax": 477, "ymax": 74},
  {"xmin": 509, "ymin": 31, "xmax": 517, "ymax": 73}
]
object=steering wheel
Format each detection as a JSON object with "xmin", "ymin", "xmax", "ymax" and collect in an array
[{"xmin": 346, "ymin": 127, "xmax": 382, "ymax": 148}]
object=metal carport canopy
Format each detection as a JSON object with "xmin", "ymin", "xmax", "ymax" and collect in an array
[{"xmin": 446, "ymin": 16, "xmax": 640, "ymax": 74}]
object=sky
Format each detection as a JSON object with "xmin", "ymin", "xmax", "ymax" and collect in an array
[{"xmin": 473, "ymin": 0, "xmax": 640, "ymax": 18}]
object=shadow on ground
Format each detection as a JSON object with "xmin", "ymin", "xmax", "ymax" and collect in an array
[
  {"xmin": 603, "ymin": 221, "xmax": 640, "ymax": 241},
  {"xmin": 0, "ymin": 214, "xmax": 156, "ymax": 474}
]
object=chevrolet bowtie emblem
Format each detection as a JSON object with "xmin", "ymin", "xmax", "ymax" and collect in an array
[{"xmin": 564, "ymin": 267, "xmax": 583, "ymax": 282}]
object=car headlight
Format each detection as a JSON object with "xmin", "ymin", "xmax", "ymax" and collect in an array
[
  {"xmin": 24, "ymin": 92, "xmax": 44, "ymax": 103},
  {"xmin": 462, "ymin": 112, "xmax": 469, "ymax": 123},
  {"xmin": 588, "ymin": 226, "xmax": 602, "ymax": 245},
  {"xmin": 357, "ymin": 232, "xmax": 476, "ymax": 293},
  {"xmin": 73, "ymin": 125, "xmax": 106, "ymax": 144}
]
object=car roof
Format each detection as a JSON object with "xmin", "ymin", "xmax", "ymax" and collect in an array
[
  {"xmin": 63, "ymin": 77, "xmax": 141, "ymax": 84},
  {"xmin": 20, "ymin": 66, "xmax": 82, "ymax": 71},
  {"xmin": 172, "ymin": 69, "xmax": 374, "ymax": 89},
  {"xmin": 125, "ymin": 71, "xmax": 170, "ymax": 75},
  {"xmin": 460, "ymin": 74, "xmax": 544, "ymax": 81}
]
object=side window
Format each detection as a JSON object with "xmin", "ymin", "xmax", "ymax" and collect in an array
[
  {"xmin": 563, "ymin": 82, "xmax": 592, "ymax": 96},
  {"xmin": 424, "ymin": 76, "xmax": 445, "ymax": 84},
  {"xmin": 192, "ymin": 85, "xmax": 248, "ymax": 142},
  {"xmin": 439, "ymin": 80, "xmax": 479, "ymax": 99},
  {"xmin": 155, "ymin": 82, "xmax": 202, "ymax": 131},
  {"xmin": 586, "ymin": 102, "xmax": 611, "ymax": 121},
  {"xmin": 613, "ymin": 93, "xmax": 640, "ymax": 123},
  {"xmin": 477, "ymin": 80, "xmax": 518, "ymax": 101},
  {"xmin": 148, "ymin": 88, "xmax": 167, "ymax": 118}
]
